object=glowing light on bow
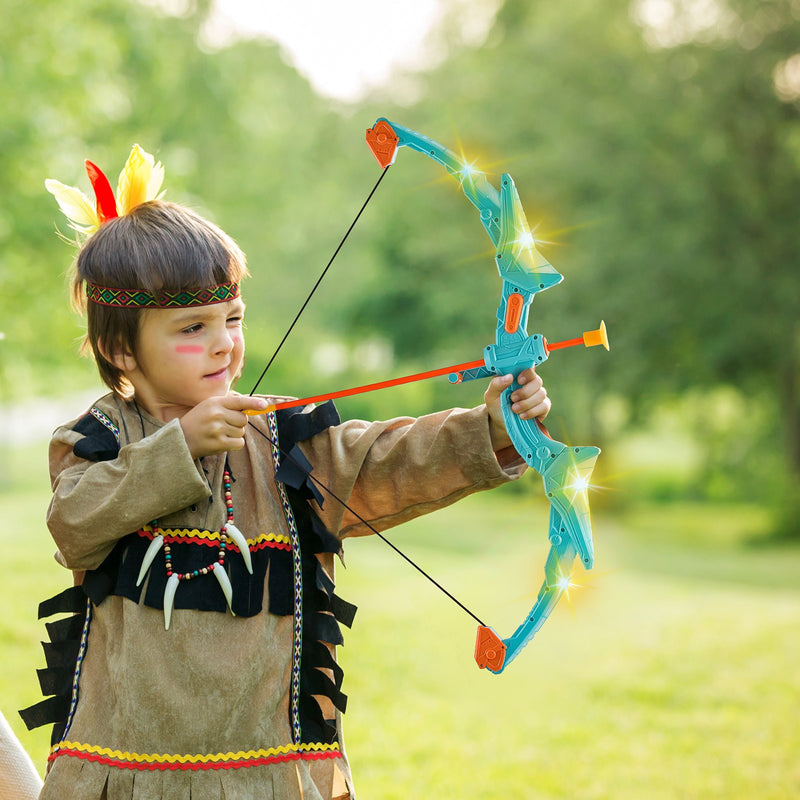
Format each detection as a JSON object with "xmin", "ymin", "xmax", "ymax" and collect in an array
[{"xmin": 364, "ymin": 118, "xmax": 610, "ymax": 674}]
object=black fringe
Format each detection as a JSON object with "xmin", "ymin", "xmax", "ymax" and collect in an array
[
  {"xmin": 275, "ymin": 402, "xmax": 357, "ymax": 744},
  {"xmin": 19, "ymin": 586, "xmax": 88, "ymax": 746}
]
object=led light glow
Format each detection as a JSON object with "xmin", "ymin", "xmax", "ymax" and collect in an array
[
  {"xmin": 570, "ymin": 475, "xmax": 591, "ymax": 494},
  {"xmin": 458, "ymin": 160, "xmax": 482, "ymax": 182},
  {"xmin": 564, "ymin": 462, "xmax": 602, "ymax": 507},
  {"xmin": 516, "ymin": 229, "xmax": 535, "ymax": 248},
  {"xmin": 553, "ymin": 570, "xmax": 581, "ymax": 602}
]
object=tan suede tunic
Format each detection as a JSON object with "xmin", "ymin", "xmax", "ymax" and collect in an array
[{"xmin": 39, "ymin": 394, "xmax": 524, "ymax": 800}]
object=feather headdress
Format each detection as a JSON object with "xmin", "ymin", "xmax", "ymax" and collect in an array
[{"xmin": 46, "ymin": 144, "xmax": 165, "ymax": 237}]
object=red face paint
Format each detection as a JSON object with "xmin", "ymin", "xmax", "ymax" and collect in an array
[{"xmin": 175, "ymin": 345, "xmax": 204, "ymax": 354}]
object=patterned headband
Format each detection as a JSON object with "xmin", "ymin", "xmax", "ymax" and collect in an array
[
  {"xmin": 48, "ymin": 146, "xmax": 240, "ymax": 309},
  {"xmin": 86, "ymin": 281, "xmax": 240, "ymax": 308}
]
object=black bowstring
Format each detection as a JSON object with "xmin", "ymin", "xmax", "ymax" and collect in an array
[
  {"xmin": 246, "ymin": 421, "xmax": 486, "ymax": 628},
  {"xmin": 248, "ymin": 165, "xmax": 392, "ymax": 398},
  {"xmin": 244, "ymin": 161, "xmax": 486, "ymax": 627}
]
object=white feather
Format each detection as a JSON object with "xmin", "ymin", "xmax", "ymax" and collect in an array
[{"xmin": 44, "ymin": 179, "xmax": 99, "ymax": 232}]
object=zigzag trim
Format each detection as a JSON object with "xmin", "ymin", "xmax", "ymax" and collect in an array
[
  {"xmin": 136, "ymin": 527, "xmax": 292, "ymax": 552},
  {"xmin": 49, "ymin": 740, "xmax": 341, "ymax": 772}
]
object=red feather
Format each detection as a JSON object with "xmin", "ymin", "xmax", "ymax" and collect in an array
[{"xmin": 84, "ymin": 160, "xmax": 118, "ymax": 223}]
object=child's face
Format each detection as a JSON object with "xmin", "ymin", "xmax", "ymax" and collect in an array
[{"xmin": 123, "ymin": 298, "xmax": 246, "ymax": 420}]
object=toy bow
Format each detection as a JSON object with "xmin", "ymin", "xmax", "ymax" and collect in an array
[
  {"xmin": 251, "ymin": 119, "xmax": 610, "ymax": 674},
  {"xmin": 362, "ymin": 119, "xmax": 609, "ymax": 672}
]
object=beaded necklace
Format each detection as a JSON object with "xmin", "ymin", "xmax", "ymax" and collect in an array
[
  {"xmin": 162, "ymin": 469, "xmax": 233, "ymax": 583},
  {"xmin": 136, "ymin": 468, "xmax": 253, "ymax": 629}
]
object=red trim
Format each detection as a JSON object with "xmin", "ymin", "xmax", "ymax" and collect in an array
[
  {"xmin": 136, "ymin": 529, "xmax": 292, "ymax": 552},
  {"xmin": 49, "ymin": 747, "xmax": 342, "ymax": 772}
]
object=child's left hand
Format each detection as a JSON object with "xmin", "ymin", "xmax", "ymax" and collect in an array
[{"xmin": 485, "ymin": 367, "xmax": 551, "ymax": 452}]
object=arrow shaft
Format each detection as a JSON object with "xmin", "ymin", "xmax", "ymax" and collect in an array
[
  {"xmin": 545, "ymin": 336, "xmax": 584, "ymax": 351},
  {"xmin": 250, "ymin": 358, "xmax": 486, "ymax": 415}
]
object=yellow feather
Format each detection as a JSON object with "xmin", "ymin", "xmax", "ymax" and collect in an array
[
  {"xmin": 44, "ymin": 179, "xmax": 100, "ymax": 234},
  {"xmin": 116, "ymin": 144, "xmax": 165, "ymax": 214}
]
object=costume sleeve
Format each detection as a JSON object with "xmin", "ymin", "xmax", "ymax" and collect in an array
[
  {"xmin": 47, "ymin": 418, "xmax": 212, "ymax": 570},
  {"xmin": 299, "ymin": 404, "xmax": 526, "ymax": 539}
]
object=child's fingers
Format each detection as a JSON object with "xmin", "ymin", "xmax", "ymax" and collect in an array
[
  {"xmin": 484, "ymin": 374, "xmax": 514, "ymax": 405},
  {"xmin": 508, "ymin": 368, "xmax": 550, "ymax": 420},
  {"xmin": 511, "ymin": 367, "xmax": 541, "ymax": 392},
  {"xmin": 223, "ymin": 393, "xmax": 268, "ymax": 413},
  {"xmin": 511, "ymin": 388, "xmax": 550, "ymax": 419}
]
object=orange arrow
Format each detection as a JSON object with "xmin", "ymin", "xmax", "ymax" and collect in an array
[{"xmin": 247, "ymin": 358, "xmax": 486, "ymax": 415}]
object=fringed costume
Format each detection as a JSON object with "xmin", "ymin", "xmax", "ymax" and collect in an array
[{"xmin": 23, "ymin": 394, "xmax": 524, "ymax": 799}]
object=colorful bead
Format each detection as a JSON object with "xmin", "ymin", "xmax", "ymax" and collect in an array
[{"xmin": 156, "ymin": 469, "xmax": 239, "ymax": 597}]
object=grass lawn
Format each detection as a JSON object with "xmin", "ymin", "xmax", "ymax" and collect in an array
[{"xmin": 2, "ymin": 441, "xmax": 798, "ymax": 798}]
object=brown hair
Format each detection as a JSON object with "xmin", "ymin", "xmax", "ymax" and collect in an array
[{"xmin": 72, "ymin": 200, "xmax": 249, "ymax": 395}]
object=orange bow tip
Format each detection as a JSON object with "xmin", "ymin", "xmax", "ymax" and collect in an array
[
  {"xmin": 366, "ymin": 120, "xmax": 399, "ymax": 169},
  {"xmin": 474, "ymin": 625, "xmax": 506, "ymax": 671}
]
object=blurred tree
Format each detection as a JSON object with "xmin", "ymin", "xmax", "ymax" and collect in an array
[
  {"xmin": 2, "ymin": 0, "xmax": 798, "ymax": 532},
  {"xmin": 337, "ymin": 0, "xmax": 800, "ymax": 533},
  {"xmin": 0, "ymin": 0, "xmax": 363, "ymax": 402}
]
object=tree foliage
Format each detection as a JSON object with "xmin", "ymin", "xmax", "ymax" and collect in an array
[
  {"xmin": 1, "ymin": 0, "xmax": 798, "ymax": 528},
  {"xmin": 342, "ymin": 0, "xmax": 800, "ymax": 525},
  {"xmin": 0, "ymin": 0, "xmax": 364, "ymax": 399}
]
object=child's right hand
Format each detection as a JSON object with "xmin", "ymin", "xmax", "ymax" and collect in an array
[{"xmin": 179, "ymin": 393, "xmax": 268, "ymax": 459}]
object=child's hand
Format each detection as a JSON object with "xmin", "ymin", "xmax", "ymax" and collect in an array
[
  {"xmin": 484, "ymin": 367, "xmax": 550, "ymax": 452},
  {"xmin": 180, "ymin": 393, "xmax": 268, "ymax": 459}
]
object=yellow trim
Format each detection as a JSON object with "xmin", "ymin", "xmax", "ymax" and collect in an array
[
  {"xmin": 139, "ymin": 526, "xmax": 291, "ymax": 547},
  {"xmin": 52, "ymin": 739, "xmax": 340, "ymax": 765}
]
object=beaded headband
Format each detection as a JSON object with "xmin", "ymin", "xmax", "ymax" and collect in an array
[
  {"xmin": 47, "ymin": 145, "xmax": 239, "ymax": 309},
  {"xmin": 86, "ymin": 281, "xmax": 240, "ymax": 308}
]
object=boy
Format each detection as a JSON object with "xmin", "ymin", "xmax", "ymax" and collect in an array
[{"xmin": 30, "ymin": 147, "xmax": 549, "ymax": 800}]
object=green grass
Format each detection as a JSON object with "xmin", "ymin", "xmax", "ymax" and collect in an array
[
  {"xmin": 1, "ymin": 441, "xmax": 67, "ymax": 775},
  {"xmin": 3, "ymin": 442, "xmax": 799, "ymax": 798},
  {"xmin": 337, "ymin": 496, "xmax": 799, "ymax": 799}
]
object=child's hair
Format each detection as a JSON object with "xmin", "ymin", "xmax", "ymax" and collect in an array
[{"xmin": 73, "ymin": 200, "xmax": 249, "ymax": 396}]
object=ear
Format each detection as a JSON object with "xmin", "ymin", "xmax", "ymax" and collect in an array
[{"xmin": 97, "ymin": 341, "xmax": 137, "ymax": 373}]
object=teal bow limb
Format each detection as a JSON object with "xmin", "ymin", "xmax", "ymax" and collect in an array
[
  {"xmin": 366, "ymin": 118, "xmax": 605, "ymax": 673},
  {"xmin": 478, "ymin": 403, "xmax": 600, "ymax": 673}
]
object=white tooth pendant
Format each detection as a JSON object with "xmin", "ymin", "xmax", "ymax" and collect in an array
[
  {"xmin": 157, "ymin": 469, "xmax": 242, "ymax": 631},
  {"xmin": 136, "ymin": 533, "xmax": 165, "ymax": 586},
  {"xmin": 163, "ymin": 573, "xmax": 180, "ymax": 630},
  {"xmin": 224, "ymin": 522, "xmax": 253, "ymax": 574},
  {"xmin": 212, "ymin": 562, "xmax": 234, "ymax": 614}
]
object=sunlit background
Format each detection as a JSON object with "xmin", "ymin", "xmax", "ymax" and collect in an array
[{"xmin": 0, "ymin": 0, "xmax": 798, "ymax": 797}]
